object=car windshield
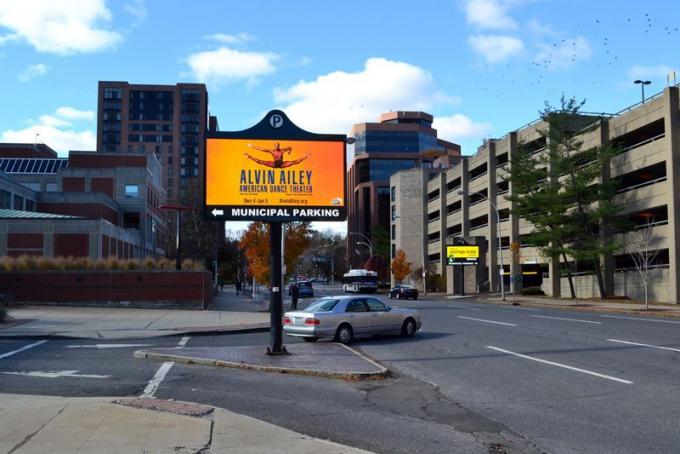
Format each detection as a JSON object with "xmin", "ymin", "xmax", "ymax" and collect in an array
[
  {"xmin": 304, "ymin": 299, "xmax": 339, "ymax": 312},
  {"xmin": 299, "ymin": 282, "xmax": 312, "ymax": 287}
]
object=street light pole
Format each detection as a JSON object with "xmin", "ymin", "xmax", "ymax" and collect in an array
[
  {"xmin": 348, "ymin": 232, "xmax": 374, "ymax": 263},
  {"xmin": 394, "ymin": 215, "xmax": 427, "ymax": 296},
  {"xmin": 634, "ymin": 79, "xmax": 651, "ymax": 103},
  {"xmin": 356, "ymin": 241, "xmax": 373, "ymax": 259},
  {"xmin": 159, "ymin": 204, "xmax": 193, "ymax": 270},
  {"xmin": 457, "ymin": 190, "xmax": 505, "ymax": 301}
]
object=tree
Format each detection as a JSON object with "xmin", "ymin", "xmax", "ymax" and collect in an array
[
  {"xmin": 177, "ymin": 179, "xmax": 221, "ymax": 267},
  {"xmin": 507, "ymin": 96, "xmax": 628, "ymax": 299},
  {"xmin": 630, "ymin": 218, "xmax": 661, "ymax": 310},
  {"xmin": 391, "ymin": 249, "xmax": 412, "ymax": 283},
  {"xmin": 239, "ymin": 221, "xmax": 311, "ymax": 285}
]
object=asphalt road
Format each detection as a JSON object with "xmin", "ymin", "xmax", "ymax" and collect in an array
[{"xmin": 2, "ymin": 291, "xmax": 680, "ymax": 453}]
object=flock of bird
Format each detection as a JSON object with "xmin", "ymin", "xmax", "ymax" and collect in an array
[{"xmin": 475, "ymin": 12, "xmax": 679, "ymax": 101}]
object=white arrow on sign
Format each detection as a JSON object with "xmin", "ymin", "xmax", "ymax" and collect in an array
[
  {"xmin": 66, "ymin": 344, "xmax": 151, "ymax": 349},
  {"xmin": 1, "ymin": 370, "xmax": 111, "ymax": 379},
  {"xmin": 211, "ymin": 208, "xmax": 224, "ymax": 216}
]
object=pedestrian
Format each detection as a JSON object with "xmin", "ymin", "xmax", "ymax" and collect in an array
[
  {"xmin": 235, "ymin": 279, "xmax": 241, "ymax": 295},
  {"xmin": 291, "ymin": 283, "xmax": 299, "ymax": 311}
]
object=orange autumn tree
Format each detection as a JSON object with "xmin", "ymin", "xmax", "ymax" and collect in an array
[
  {"xmin": 391, "ymin": 249, "xmax": 412, "ymax": 283},
  {"xmin": 239, "ymin": 221, "xmax": 311, "ymax": 284}
]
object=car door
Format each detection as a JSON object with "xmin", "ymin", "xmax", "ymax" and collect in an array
[
  {"xmin": 344, "ymin": 299, "xmax": 372, "ymax": 335},
  {"xmin": 366, "ymin": 298, "xmax": 394, "ymax": 333}
]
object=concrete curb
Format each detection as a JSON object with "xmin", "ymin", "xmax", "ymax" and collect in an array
[
  {"xmin": 0, "ymin": 325, "xmax": 270, "ymax": 341},
  {"xmin": 478, "ymin": 297, "xmax": 680, "ymax": 319},
  {"xmin": 133, "ymin": 346, "xmax": 390, "ymax": 381}
]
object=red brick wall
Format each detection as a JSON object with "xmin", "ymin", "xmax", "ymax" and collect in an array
[
  {"xmin": 62, "ymin": 177, "xmax": 85, "ymax": 192},
  {"xmin": 0, "ymin": 271, "xmax": 214, "ymax": 308},
  {"xmin": 91, "ymin": 177, "xmax": 114, "ymax": 198},
  {"xmin": 54, "ymin": 233, "xmax": 89, "ymax": 257},
  {"xmin": 37, "ymin": 203, "xmax": 118, "ymax": 225},
  {"xmin": 6, "ymin": 233, "xmax": 44, "ymax": 257},
  {"xmin": 70, "ymin": 154, "xmax": 146, "ymax": 168}
]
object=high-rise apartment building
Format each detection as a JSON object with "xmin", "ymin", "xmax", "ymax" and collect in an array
[
  {"xmin": 97, "ymin": 81, "xmax": 209, "ymax": 201},
  {"xmin": 347, "ymin": 111, "xmax": 461, "ymax": 267}
]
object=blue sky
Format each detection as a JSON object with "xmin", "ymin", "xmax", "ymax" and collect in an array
[{"xmin": 1, "ymin": 0, "xmax": 679, "ymax": 233}]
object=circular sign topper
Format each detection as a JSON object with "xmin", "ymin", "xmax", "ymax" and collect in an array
[{"xmin": 269, "ymin": 114, "xmax": 284, "ymax": 128}]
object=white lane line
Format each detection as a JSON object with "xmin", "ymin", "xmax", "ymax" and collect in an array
[
  {"xmin": 140, "ymin": 336, "xmax": 189, "ymax": 398},
  {"xmin": 177, "ymin": 336, "xmax": 190, "ymax": 347},
  {"xmin": 457, "ymin": 316, "xmax": 517, "ymax": 327},
  {"xmin": 600, "ymin": 315, "xmax": 680, "ymax": 325},
  {"xmin": 486, "ymin": 346, "xmax": 633, "ymax": 384},
  {"xmin": 530, "ymin": 315, "xmax": 602, "ymax": 325},
  {"xmin": 1, "ymin": 370, "xmax": 110, "ymax": 379},
  {"xmin": 607, "ymin": 339, "xmax": 680, "ymax": 353},
  {"xmin": 0, "ymin": 340, "xmax": 48, "ymax": 359},
  {"xmin": 140, "ymin": 362, "xmax": 174, "ymax": 398},
  {"xmin": 67, "ymin": 344, "xmax": 152, "ymax": 349},
  {"xmin": 500, "ymin": 306, "xmax": 540, "ymax": 311}
]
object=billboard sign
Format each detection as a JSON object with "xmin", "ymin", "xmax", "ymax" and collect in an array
[
  {"xmin": 205, "ymin": 110, "xmax": 347, "ymax": 222},
  {"xmin": 446, "ymin": 244, "xmax": 479, "ymax": 265}
]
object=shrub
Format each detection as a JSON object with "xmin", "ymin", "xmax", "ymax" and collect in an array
[
  {"xmin": 0, "ymin": 255, "xmax": 207, "ymax": 272},
  {"xmin": 143, "ymin": 256, "xmax": 157, "ymax": 270},
  {"xmin": 521, "ymin": 287, "xmax": 545, "ymax": 296}
]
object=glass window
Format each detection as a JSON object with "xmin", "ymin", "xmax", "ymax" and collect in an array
[
  {"xmin": 304, "ymin": 299, "xmax": 339, "ymax": 312},
  {"xmin": 125, "ymin": 185, "xmax": 139, "ymax": 198},
  {"xmin": 46, "ymin": 183, "xmax": 58, "ymax": 192},
  {"xmin": 391, "ymin": 186, "xmax": 396, "ymax": 202},
  {"xmin": 366, "ymin": 299, "xmax": 387, "ymax": 312},
  {"xmin": 22, "ymin": 182, "xmax": 41, "ymax": 191},
  {"xmin": 0, "ymin": 190, "xmax": 10, "ymax": 208},
  {"xmin": 345, "ymin": 299, "xmax": 368, "ymax": 312},
  {"xmin": 13, "ymin": 194, "xmax": 24, "ymax": 210}
]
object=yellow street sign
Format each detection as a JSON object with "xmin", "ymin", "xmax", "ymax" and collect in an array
[{"xmin": 447, "ymin": 245, "xmax": 479, "ymax": 259}]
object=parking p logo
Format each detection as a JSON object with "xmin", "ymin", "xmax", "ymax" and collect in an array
[{"xmin": 269, "ymin": 114, "xmax": 284, "ymax": 128}]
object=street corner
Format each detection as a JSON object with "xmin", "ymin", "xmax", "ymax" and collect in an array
[{"xmin": 133, "ymin": 342, "xmax": 390, "ymax": 381}]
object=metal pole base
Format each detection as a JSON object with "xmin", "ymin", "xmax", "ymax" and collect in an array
[{"xmin": 266, "ymin": 345, "xmax": 289, "ymax": 356}]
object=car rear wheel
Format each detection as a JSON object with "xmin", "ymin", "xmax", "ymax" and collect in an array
[
  {"xmin": 334, "ymin": 324, "xmax": 354, "ymax": 345},
  {"xmin": 303, "ymin": 337, "xmax": 318, "ymax": 342},
  {"xmin": 401, "ymin": 318, "xmax": 417, "ymax": 337}
]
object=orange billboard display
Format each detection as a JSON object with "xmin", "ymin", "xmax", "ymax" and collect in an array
[{"xmin": 205, "ymin": 137, "xmax": 346, "ymax": 221}]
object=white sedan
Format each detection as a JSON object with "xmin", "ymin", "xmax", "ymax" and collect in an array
[{"xmin": 283, "ymin": 295, "xmax": 422, "ymax": 344}]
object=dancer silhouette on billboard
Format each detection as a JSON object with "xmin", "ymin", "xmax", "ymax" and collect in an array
[{"xmin": 245, "ymin": 143, "xmax": 310, "ymax": 168}]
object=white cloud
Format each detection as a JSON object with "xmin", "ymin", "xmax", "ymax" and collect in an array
[
  {"xmin": 123, "ymin": 0, "xmax": 147, "ymax": 23},
  {"xmin": 464, "ymin": 0, "xmax": 517, "ymax": 30},
  {"xmin": 273, "ymin": 57, "xmax": 458, "ymax": 134},
  {"xmin": 627, "ymin": 64, "xmax": 675, "ymax": 81},
  {"xmin": 206, "ymin": 32, "xmax": 252, "ymax": 45},
  {"xmin": 432, "ymin": 114, "xmax": 493, "ymax": 143},
  {"xmin": 55, "ymin": 106, "xmax": 95, "ymax": 121},
  {"xmin": 186, "ymin": 46, "xmax": 278, "ymax": 85},
  {"xmin": 534, "ymin": 36, "xmax": 591, "ymax": 70},
  {"xmin": 16, "ymin": 63, "xmax": 51, "ymax": 82},
  {"xmin": 527, "ymin": 19, "xmax": 557, "ymax": 36},
  {"xmin": 0, "ymin": 0, "xmax": 122, "ymax": 55},
  {"xmin": 468, "ymin": 34, "xmax": 523, "ymax": 63},
  {"xmin": 1, "ymin": 106, "xmax": 96, "ymax": 156}
]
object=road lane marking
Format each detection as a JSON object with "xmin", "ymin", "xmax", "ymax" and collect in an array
[
  {"xmin": 607, "ymin": 339, "xmax": 680, "ymax": 353},
  {"xmin": 457, "ymin": 316, "xmax": 517, "ymax": 327},
  {"xmin": 600, "ymin": 315, "xmax": 680, "ymax": 324},
  {"xmin": 67, "ymin": 344, "xmax": 152, "ymax": 349},
  {"xmin": 530, "ymin": 315, "xmax": 602, "ymax": 324},
  {"xmin": 177, "ymin": 336, "xmax": 190, "ymax": 347},
  {"xmin": 500, "ymin": 306, "xmax": 540, "ymax": 311},
  {"xmin": 486, "ymin": 346, "xmax": 633, "ymax": 384},
  {"xmin": 1, "ymin": 370, "xmax": 110, "ymax": 379},
  {"xmin": 0, "ymin": 340, "xmax": 48, "ymax": 359},
  {"xmin": 140, "ymin": 362, "xmax": 173, "ymax": 398},
  {"xmin": 140, "ymin": 336, "xmax": 189, "ymax": 398}
]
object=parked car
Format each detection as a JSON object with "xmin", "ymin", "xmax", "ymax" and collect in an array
[
  {"xmin": 388, "ymin": 284, "xmax": 419, "ymax": 300},
  {"xmin": 283, "ymin": 295, "xmax": 422, "ymax": 344},
  {"xmin": 288, "ymin": 280, "xmax": 314, "ymax": 298}
]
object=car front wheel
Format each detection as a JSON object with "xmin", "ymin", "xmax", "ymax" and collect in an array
[
  {"xmin": 334, "ymin": 324, "xmax": 354, "ymax": 344},
  {"xmin": 401, "ymin": 318, "xmax": 417, "ymax": 337}
]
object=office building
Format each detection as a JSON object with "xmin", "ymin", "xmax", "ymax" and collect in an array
[
  {"xmin": 347, "ymin": 111, "xmax": 461, "ymax": 267},
  {"xmin": 0, "ymin": 143, "xmax": 166, "ymax": 259},
  {"xmin": 97, "ymin": 81, "xmax": 209, "ymax": 201},
  {"xmin": 391, "ymin": 86, "xmax": 680, "ymax": 303}
]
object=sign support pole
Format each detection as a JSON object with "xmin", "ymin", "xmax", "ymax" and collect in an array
[{"xmin": 267, "ymin": 221, "xmax": 286, "ymax": 355}]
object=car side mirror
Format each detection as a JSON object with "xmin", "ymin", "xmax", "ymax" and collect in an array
[{"xmin": 385, "ymin": 306, "xmax": 392, "ymax": 312}]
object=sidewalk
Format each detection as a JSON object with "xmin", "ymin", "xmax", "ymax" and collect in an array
[
  {"xmin": 478, "ymin": 293, "xmax": 680, "ymax": 317},
  {"xmin": 0, "ymin": 393, "xmax": 372, "ymax": 453},
  {"xmin": 0, "ymin": 289, "xmax": 271, "ymax": 339}
]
